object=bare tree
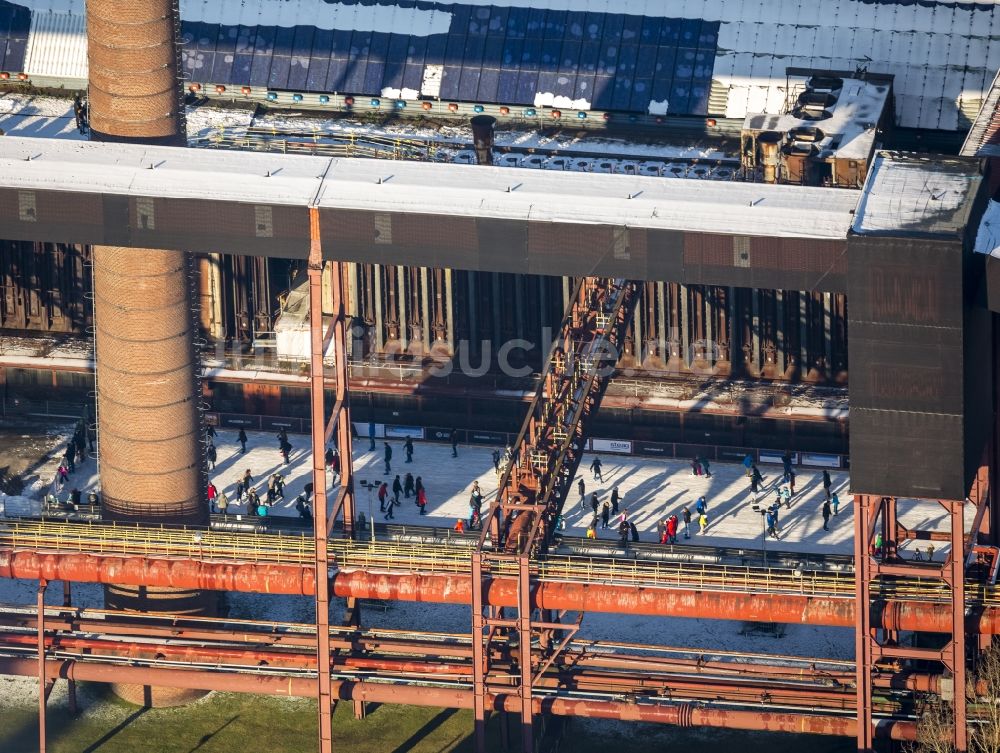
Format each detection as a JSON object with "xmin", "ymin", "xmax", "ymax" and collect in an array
[{"xmin": 912, "ymin": 644, "xmax": 1000, "ymax": 753}]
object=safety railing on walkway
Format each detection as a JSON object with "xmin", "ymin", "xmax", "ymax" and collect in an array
[{"xmin": 0, "ymin": 519, "xmax": 990, "ymax": 603}]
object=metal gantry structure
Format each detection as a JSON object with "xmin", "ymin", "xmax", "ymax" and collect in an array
[
  {"xmin": 854, "ymin": 460, "xmax": 995, "ymax": 752},
  {"xmin": 472, "ymin": 276, "xmax": 639, "ymax": 753}
]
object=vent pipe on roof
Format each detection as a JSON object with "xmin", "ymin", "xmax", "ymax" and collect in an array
[
  {"xmin": 758, "ymin": 132, "xmax": 783, "ymax": 184},
  {"xmin": 471, "ymin": 115, "xmax": 497, "ymax": 166}
]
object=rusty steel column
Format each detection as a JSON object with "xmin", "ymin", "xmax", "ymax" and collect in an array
[
  {"xmin": 308, "ymin": 207, "xmax": 334, "ymax": 753},
  {"xmin": 37, "ymin": 579, "xmax": 47, "ymax": 753},
  {"xmin": 854, "ymin": 495, "xmax": 874, "ymax": 753},
  {"xmin": 86, "ymin": 0, "xmax": 212, "ymax": 706},
  {"xmin": 948, "ymin": 499, "xmax": 968, "ymax": 752}
]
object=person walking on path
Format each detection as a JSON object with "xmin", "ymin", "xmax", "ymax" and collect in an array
[
  {"xmin": 216, "ymin": 491, "xmax": 229, "ymax": 514},
  {"xmin": 325, "ymin": 446, "xmax": 335, "ymax": 469},
  {"xmin": 600, "ymin": 500, "xmax": 610, "ymax": 529},
  {"xmin": 392, "ymin": 475, "xmax": 403, "ymax": 505},
  {"xmin": 578, "ymin": 478, "xmax": 586, "ymax": 510},
  {"xmin": 751, "ymin": 464, "xmax": 764, "ymax": 490},
  {"xmin": 698, "ymin": 510, "xmax": 708, "ymax": 534},
  {"xmin": 666, "ymin": 514, "xmax": 678, "ymax": 544},
  {"xmin": 698, "ymin": 456, "xmax": 712, "ymax": 478},
  {"xmin": 822, "ymin": 470, "xmax": 832, "ymax": 501},
  {"xmin": 778, "ymin": 485, "xmax": 791, "ymax": 509},
  {"xmin": 469, "ymin": 481, "xmax": 483, "ymax": 528},
  {"xmin": 63, "ymin": 445, "xmax": 75, "ymax": 474},
  {"xmin": 384, "ymin": 485, "xmax": 395, "ymax": 520},
  {"xmin": 450, "ymin": 429, "xmax": 459, "ymax": 458},
  {"xmin": 276, "ymin": 427, "xmax": 288, "ymax": 452},
  {"xmin": 618, "ymin": 519, "xmax": 630, "ymax": 547},
  {"xmin": 404, "ymin": 437, "xmax": 414, "ymax": 463},
  {"xmin": 378, "ymin": 481, "xmax": 389, "ymax": 513},
  {"xmin": 590, "ymin": 456, "xmax": 603, "ymax": 482},
  {"xmin": 368, "ymin": 421, "xmax": 376, "ymax": 451},
  {"xmin": 207, "ymin": 481, "xmax": 218, "ymax": 507},
  {"xmin": 695, "ymin": 495, "xmax": 707, "ymax": 516},
  {"xmin": 590, "ymin": 492, "xmax": 599, "ymax": 516},
  {"xmin": 682, "ymin": 506, "xmax": 692, "ymax": 539},
  {"xmin": 384, "ymin": 442, "xmax": 392, "ymax": 474},
  {"xmin": 831, "ymin": 492, "xmax": 840, "ymax": 516},
  {"xmin": 491, "ymin": 449, "xmax": 501, "ymax": 474},
  {"xmin": 821, "ymin": 499, "xmax": 832, "ymax": 531},
  {"xmin": 279, "ymin": 439, "xmax": 292, "ymax": 465},
  {"xmin": 742, "ymin": 454, "xmax": 754, "ymax": 478},
  {"xmin": 416, "ymin": 486, "xmax": 427, "ymax": 515},
  {"xmin": 690, "ymin": 457, "xmax": 702, "ymax": 476},
  {"xmin": 766, "ymin": 507, "xmax": 779, "ymax": 539},
  {"xmin": 415, "ymin": 476, "xmax": 424, "ymax": 501},
  {"xmin": 610, "ymin": 486, "xmax": 620, "ymax": 515},
  {"xmin": 207, "ymin": 443, "xmax": 217, "ymax": 470},
  {"xmin": 782, "ymin": 451, "xmax": 793, "ymax": 483},
  {"xmin": 330, "ymin": 450, "xmax": 341, "ymax": 484},
  {"xmin": 237, "ymin": 428, "xmax": 248, "ymax": 454},
  {"xmin": 404, "ymin": 472, "xmax": 415, "ymax": 499}
]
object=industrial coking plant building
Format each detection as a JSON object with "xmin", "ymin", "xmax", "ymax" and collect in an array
[{"xmin": 0, "ymin": 1, "xmax": 999, "ymax": 752}]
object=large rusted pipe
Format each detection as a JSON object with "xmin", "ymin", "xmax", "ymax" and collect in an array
[
  {"xmin": 0, "ymin": 657, "xmax": 917, "ymax": 740},
  {"xmin": 4, "ymin": 550, "xmax": 998, "ymax": 634}
]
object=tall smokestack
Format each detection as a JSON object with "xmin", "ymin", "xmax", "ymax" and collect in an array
[
  {"xmin": 86, "ymin": 0, "xmax": 213, "ymax": 706},
  {"xmin": 87, "ymin": 0, "xmax": 185, "ymax": 145}
]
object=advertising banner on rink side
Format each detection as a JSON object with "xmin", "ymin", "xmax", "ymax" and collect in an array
[{"xmin": 590, "ymin": 438, "xmax": 633, "ymax": 455}]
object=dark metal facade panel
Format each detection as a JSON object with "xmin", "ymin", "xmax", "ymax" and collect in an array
[
  {"xmin": 847, "ymin": 233, "xmax": 990, "ymax": 499},
  {"xmin": 0, "ymin": 186, "xmax": 855, "ymax": 288},
  {"xmin": 679, "ymin": 233, "xmax": 848, "ymax": 292},
  {"xmin": 850, "ymin": 408, "xmax": 967, "ymax": 499}
]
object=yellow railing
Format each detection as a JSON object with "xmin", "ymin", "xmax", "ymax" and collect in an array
[{"xmin": 0, "ymin": 520, "xmax": 993, "ymax": 604}]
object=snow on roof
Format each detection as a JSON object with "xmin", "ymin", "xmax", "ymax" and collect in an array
[
  {"xmin": 3, "ymin": 0, "xmax": 998, "ymax": 131},
  {"xmin": 975, "ymin": 199, "xmax": 1000, "ymax": 257},
  {"xmin": 314, "ymin": 157, "xmax": 859, "ymax": 239},
  {"xmin": 0, "ymin": 134, "xmax": 860, "ymax": 239},
  {"xmin": 851, "ymin": 152, "xmax": 982, "ymax": 238}
]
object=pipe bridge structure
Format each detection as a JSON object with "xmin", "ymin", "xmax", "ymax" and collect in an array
[{"xmin": 0, "ymin": 130, "xmax": 994, "ymax": 753}]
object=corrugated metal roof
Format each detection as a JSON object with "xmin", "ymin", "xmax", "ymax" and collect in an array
[
  {"xmin": 0, "ymin": 0, "xmax": 998, "ymax": 131},
  {"xmin": 961, "ymin": 68, "xmax": 1000, "ymax": 156},
  {"xmin": 23, "ymin": 8, "xmax": 85, "ymax": 79}
]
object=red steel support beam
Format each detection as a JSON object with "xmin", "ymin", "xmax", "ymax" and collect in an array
[
  {"xmin": 37, "ymin": 579, "xmax": 46, "ymax": 753},
  {"xmin": 327, "ymin": 260, "xmax": 355, "ymax": 537},
  {"xmin": 855, "ymin": 495, "xmax": 874, "ymax": 753},
  {"xmin": 0, "ymin": 657, "xmax": 919, "ymax": 741},
  {"xmin": 470, "ymin": 551, "xmax": 488, "ymax": 753},
  {"xmin": 948, "ymin": 499, "xmax": 968, "ymax": 751},
  {"xmin": 308, "ymin": 206, "xmax": 333, "ymax": 753}
]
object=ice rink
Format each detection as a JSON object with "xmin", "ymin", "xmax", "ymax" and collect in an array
[{"xmin": 39, "ymin": 427, "xmax": 866, "ymax": 554}]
